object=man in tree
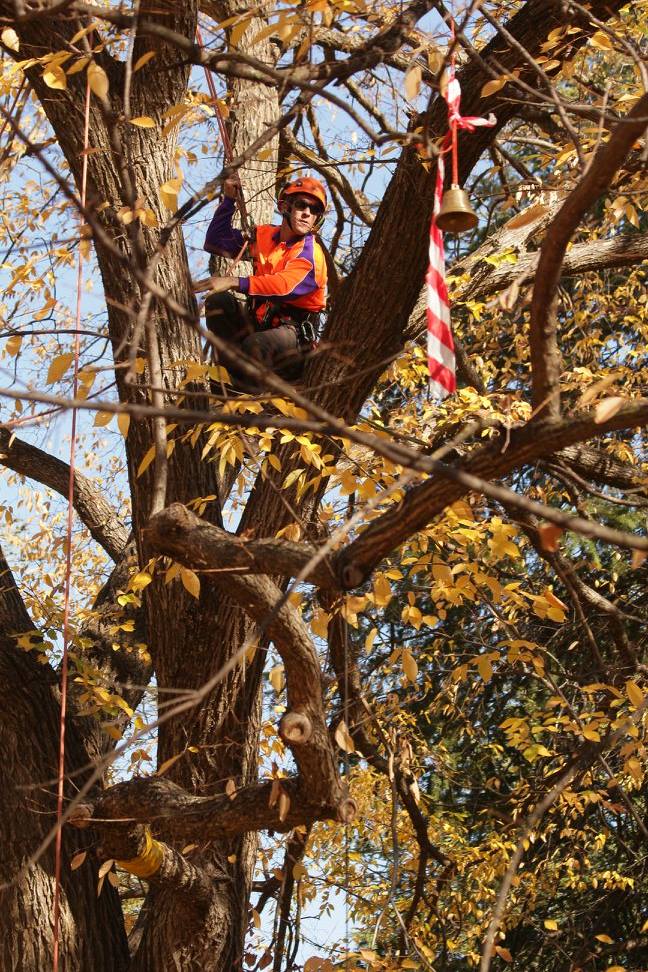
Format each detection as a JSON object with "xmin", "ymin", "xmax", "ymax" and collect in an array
[{"xmin": 196, "ymin": 174, "xmax": 328, "ymax": 389}]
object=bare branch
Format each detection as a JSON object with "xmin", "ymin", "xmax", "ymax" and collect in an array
[
  {"xmin": 0, "ymin": 428, "xmax": 128, "ymax": 561},
  {"xmin": 529, "ymin": 93, "xmax": 648, "ymax": 418}
]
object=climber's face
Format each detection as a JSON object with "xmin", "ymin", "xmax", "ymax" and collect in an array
[{"xmin": 283, "ymin": 194, "xmax": 323, "ymax": 235}]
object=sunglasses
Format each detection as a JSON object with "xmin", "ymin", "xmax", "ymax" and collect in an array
[{"xmin": 289, "ymin": 197, "xmax": 324, "ymax": 216}]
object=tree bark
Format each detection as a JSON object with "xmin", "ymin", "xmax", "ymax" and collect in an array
[{"xmin": 0, "ymin": 550, "xmax": 130, "ymax": 971}]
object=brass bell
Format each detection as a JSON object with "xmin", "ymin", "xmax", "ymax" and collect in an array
[{"xmin": 436, "ymin": 184, "xmax": 478, "ymax": 234}]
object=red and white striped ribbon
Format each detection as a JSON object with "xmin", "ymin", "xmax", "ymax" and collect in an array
[{"xmin": 427, "ymin": 70, "xmax": 496, "ymax": 398}]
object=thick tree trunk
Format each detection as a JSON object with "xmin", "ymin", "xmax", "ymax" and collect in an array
[
  {"xmin": 7, "ymin": 4, "xmax": 284, "ymax": 969},
  {"xmin": 0, "ymin": 554, "xmax": 129, "ymax": 971}
]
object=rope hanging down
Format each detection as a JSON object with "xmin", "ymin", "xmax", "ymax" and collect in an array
[
  {"xmin": 426, "ymin": 50, "xmax": 495, "ymax": 399},
  {"xmin": 52, "ymin": 72, "xmax": 92, "ymax": 972},
  {"xmin": 197, "ymin": 22, "xmax": 253, "ymax": 250}
]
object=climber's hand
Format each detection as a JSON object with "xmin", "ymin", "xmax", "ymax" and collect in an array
[
  {"xmin": 193, "ymin": 275, "xmax": 238, "ymax": 294},
  {"xmin": 222, "ymin": 174, "xmax": 242, "ymax": 199}
]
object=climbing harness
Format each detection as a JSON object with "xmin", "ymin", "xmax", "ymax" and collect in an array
[
  {"xmin": 426, "ymin": 21, "xmax": 495, "ymax": 399},
  {"xmin": 253, "ymin": 299, "xmax": 320, "ymax": 346}
]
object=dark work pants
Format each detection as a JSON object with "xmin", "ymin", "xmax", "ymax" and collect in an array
[{"xmin": 204, "ymin": 292, "xmax": 304, "ymax": 391}]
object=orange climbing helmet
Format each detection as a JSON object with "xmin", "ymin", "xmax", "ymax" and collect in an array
[{"xmin": 280, "ymin": 176, "xmax": 328, "ymax": 212}]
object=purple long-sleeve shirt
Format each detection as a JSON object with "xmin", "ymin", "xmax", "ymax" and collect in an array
[{"xmin": 204, "ymin": 197, "xmax": 326, "ymax": 310}]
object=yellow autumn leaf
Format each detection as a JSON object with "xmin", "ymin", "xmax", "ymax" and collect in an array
[
  {"xmin": 494, "ymin": 946, "xmax": 512, "ymax": 963},
  {"xmin": 2, "ymin": 28, "xmax": 19, "ymax": 52},
  {"xmin": 93, "ymin": 411, "xmax": 113, "ymax": 427},
  {"xmin": 156, "ymin": 752, "xmax": 184, "ymax": 776},
  {"xmin": 310, "ymin": 609, "xmax": 330, "ymax": 639},
  {"xmin": 248, "ymin": 19, "xmax": 285, "ymax": 48},
  {"xmin": 137, "ymin": 444, "xmax": 156, "ymax": 477},
  {"xmin": 98, "ymin": 858, "xmax": 115, "ymax": 879},
  {"xmin": 365, "ymin": 626, "xmax": 378, "ymax": 653},
  {"xmin": 304, "ymin": 958, "xmax": 334, "ymax": 972},
  {"xmin": 373, "ymin": 573, "xmax": 392, "ymax": 608},
  {"xmin": 33, "ymin": 297, "xmax": 57, "ymax": 321},
  {"xmin": 130, "ymin": 116, "xmax": 156, "ymax": 128},
  {"xmin": 276, "ymin": 522, "xmax": 301, "ymax": 541},
  {"xmin": 67, "ymin": 57, "xmax": 91, "ymax": 75},
  {"xmin": 402, "ymin": 648, "xmax": 418, "ymax": 684},
  {"xmin": 47, "ymin": 352, "xmax": 75, "ymax": 384},
  {"xmin": 594, "ymin": 934, "xmax": 613, "ymax": 943},
  {"xmin": 159, "ymin": 178, "xmax": 183, "ymax": 210},
  {"xmin": 130, "ymin": 571, "xmax": 153, "ymax": 591},
  {"xmin": 6, "ymin": 334, "xmax": 22, "ymax": 356},
  {"xmin": 269, "ymin": 665, "xmax": 284, "ymax": 694},
  {"xmin": 43, "ymin": 65, "xmax": 67, "ymax": 89},
  {"xmin": 477, "ymin": 654, "xmax": 493, "ymax": 683},
  {"xmin": 590, "ymin": 30, "xmax": 613, "ymax": 50},
  {"xmin": 334, "ymin": 719, "xmax": 355, "ymax": 754},
  {"xmin": 180, "ymin": 567, "xmax": 200, "ymax": 599},
  {"xmin": 87, "ymin": 62, "xmax": 109, "ymax": 99},
  {"xmin": 70, "ymin": 850, "xmax": 87, "ymax": 870},
  {"xmin": 594, "ymin": 396, "xmax": 626, "ymax": 424},
  {"xmin": 544, "ymin": 919, "xmax": 558, "ymax": 930},
  {"xmin": 117, "ymin": 412, "xmax": 130, "ymax": 437},
  {"xmin": 404, "ymin": 63, "xmax": 422, "ymax": 101},
  {"xmin": 582, "ymin": 725, "xmax": 601, "ymax": 742},
  {"xmin": 133, "ymin": 51, "xmax": 155, "ymax": 72},
  {"xmin": 481, "ymin": 76, "xmax": 508, "ymax": 98},
  {"xmin": 229, "ymin": 14, "xmax": 253, "ymax": 48},
  {"xmin": 625, "ymin": 680, "xmax": 645, "ymax": 708}
]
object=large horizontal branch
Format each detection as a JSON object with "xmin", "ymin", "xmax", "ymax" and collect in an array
[
  {"xmin": 0, "ymin": 428, "xmax": 128, "ymax": 562},
  {"xmin": 145, "ymin": 405, "xmax": 648, "ymax": 598},
  {"xmin": 4, "ymin": 383, "xmax": 647, "ymax": 583},
  {"xmin": 144, "ymin": 503, "xmax": 336, "ymax": 588},
  {"xmin": 404, "ymin": 197, "xmax": 648, "ymax": 342},
  {"xmin": 529, "ymin": 92, "xmax": 648, "ymax": 418},
  {"xmin": 336, "ymin": 402, "xmax": 648, "ymax": 587},
  {"xmin": 557, "ymin": 444, "xmax": 648, "ymax": 495},
  {"xmin": 87, "ymin": 775, "xmax": 351, "ymax": 843},
  {"xmin": 147, "ymin": 397, "xmax": 648, "ymax": 591},
  {"xmin": 464, "ymin": 231, "xmax": 648, "ymax": 304}
]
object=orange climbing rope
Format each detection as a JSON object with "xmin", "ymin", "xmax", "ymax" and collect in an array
[{"xmin": 52, "ymin": 71, "xmax": 91, "ymax": 972}]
